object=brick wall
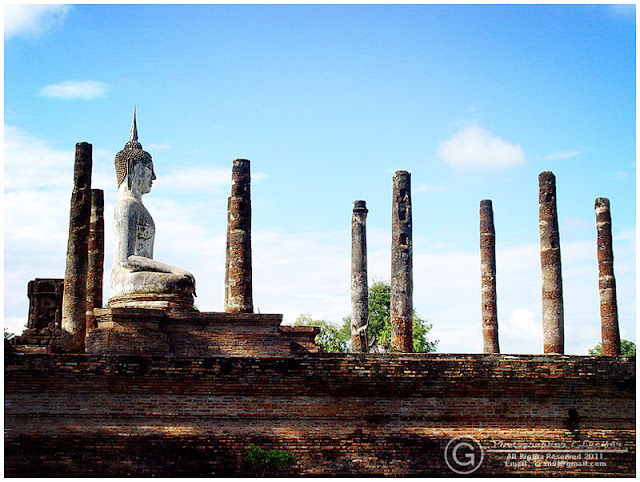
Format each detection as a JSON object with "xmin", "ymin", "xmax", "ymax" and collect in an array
[{"xmin": 4, "ymin": 352, "xmax": 635, "ymax": 476}]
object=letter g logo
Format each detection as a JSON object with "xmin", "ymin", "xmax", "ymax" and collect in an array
[{"xmin": 445, "ymin": 436, "xmax": 484, "ymax": 474}]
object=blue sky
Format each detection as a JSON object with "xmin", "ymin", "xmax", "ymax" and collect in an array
[{"xmin": 4, "ymin": 3, "xmax": 636, "ymax": 354}]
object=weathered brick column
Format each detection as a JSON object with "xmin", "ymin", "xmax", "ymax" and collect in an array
[
  {"xmin": 538, "ymin": 171, "xmax": 564, "ymax": 354},
  {"xmin": 224, "ymin": 159, "xmax": 253, "ymax": 313},
  {"xmin": 391, "ymin": 170, "xmax": 413, "ymax": 353},
  {"xmin": 480, "ymin": 200, "xmax": 500, "ymax": 354},
  {"xmin": 60, "ymin": 142, "xmax": 93, "ymax": 352},
  {"xmin": 595, "ymin": 197, "xmax": 620, "ymax": 356},
  {"xmin": 351, "ymin": 200, "xmax": 369, "ymax": 353},
  {"xmin": 86, "ymin": 189, "xmax": 104, "ymax": 331}
]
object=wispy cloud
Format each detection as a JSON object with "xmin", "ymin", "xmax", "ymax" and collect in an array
[
  {"xmin": 607, "ymin": 170, "xmax": 630, "ymax": 180},
  {"xmin": 154, "ymin": 165, "xmax": 269, "ymax": 194},
  {"xmin": 563, "ymin": 216, "xmax": 593, "ymax": 231},
  {"xmin": 544, "ymin": 150, "xmax": 581, "ymax": 161},
  {"xmin": 146, "ymin": 144, "xmax": 173, "ymax": 151},
  {"xmin": 437, "ymin": 124, "xmax": 525, "ymax": 169},
  {"xmin": 609, "ymin": 4, "xmax": 635, "ymax": 18},
  {"xmin": 4, "ymin": 4, "xmax": 71, "ymax": 41},
  {"xmin": 38, "ymin": 80, "xmax": 110, "ymax": 100},
  {"xmin": 414, "ymin": 182, "xmax": 446, "ymax": 193}
]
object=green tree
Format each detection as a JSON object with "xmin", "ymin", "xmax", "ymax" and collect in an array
[
  {"xmin": 296, "ymin": 280, "xmax": 438, "ymax": 353},
  {"xmin": 588, "ymin": 340, "xmax": 636, "ymax": 356},
  {"xmin": 294, "ymin": 314, "xmax": 350, "ymax": 353}
]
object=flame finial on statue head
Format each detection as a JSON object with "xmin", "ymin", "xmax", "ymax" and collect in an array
[
  {"xmin": 115, "ymin": 106, "xmax": 150, "ymax": 187},
  {"xmin": 129, "ymin": 106, "xmax": 138, "ymax": 142},
  {"xmin": 122, "ymin": 106, "xmax": 143, "ymax": 150}
]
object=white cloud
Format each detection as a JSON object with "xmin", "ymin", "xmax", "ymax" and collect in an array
[
  {"xmin": 4, "ymin": 4, "xmax": 71, "ymax": 40},
  {"xmin": 544, "ymin": 150, "xmax": 581, "ymax": 160},
  {"xmin": 501, "ymin": 308, "xmax": 540, "ymax": 347},
  {"xmin": 437, "ymin": 124, "xmax": 525, "ymax": 169},
  {"xmin": 38, "ymin": 81, "xmax": 110, "ymax": 100},
  {"xmin": 4, "ymin": 125, "xmax": 74, "ymax": 191}
]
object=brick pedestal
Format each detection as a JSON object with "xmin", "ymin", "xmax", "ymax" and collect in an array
[{"xmin": 86, "ymin": 309, "xmax": 320, "ymax": 356}]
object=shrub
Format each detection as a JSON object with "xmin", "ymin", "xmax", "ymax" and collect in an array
[{"xmin": 245, "ymin": 445, "xmax": 296, "ymax": 476}]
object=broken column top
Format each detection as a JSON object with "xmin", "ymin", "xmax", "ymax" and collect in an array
[
  {"xmin": 91, "ymin": 188, "xmax": 104, "ymax": 206},
  {"xmin": 480, "ymin": 200, "xmax": 495, "ymax": 234},
  {"xmin": 539, "ymin": 170, "xmax": 556, "ymax": 184},
  {"xmin": 353, "ymin": 200, "xmax": 368, "ymax": 213},
  {"xmin": 539, "ymin": 171, "xmax": 558, "ymax": 206},
  {"xmin": 231, "ymin": 159, "xmax": 250, "ymax": 195},
  {"xmin": 595, "ymin": 197, "xmax": 610, "ymax": 210},
  {"xmin": 232, "ymin": 158, "xmax": 250, "ymax": 170},
  {"xmin": 73, "ymin": 142, "xmax": 93, "ymax": 190},
  {"xmin": 394, "ymin": 170, "xmax": 411, "ymax": 182}
]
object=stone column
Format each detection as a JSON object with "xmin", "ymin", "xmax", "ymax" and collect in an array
[
  {"xmin": 480, "ymin": 200, "xmax": 500, "ymax": 354},
  {"xmin": 538, "ymin": 171, "xmax": 564, "ymax": 354},
  {"xmin": 391, "ymin": 170, "xmax": 413, "ymax": 353},
  {"xmin": 224, "ymin": 159, "xmax": 254, "ymax": 313},
  {"xmin": 351, "ymin": 200, "xmax": 369, "ymax": 353},
  {"xmin": 61, "ymin": 142, "xmax": 93, "ymax": 352},
  {"xmin": 595, "ymin": 197, "xmax": 620, "ymax": 356},
  {"xmin": 86, "ymin": 189, "xmax": 104, "ymax": 331}
]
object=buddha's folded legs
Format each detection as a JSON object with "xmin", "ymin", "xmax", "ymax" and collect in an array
[{"xmin": 111, "ymin": 268, "xmax": 195, "ymax": 298}]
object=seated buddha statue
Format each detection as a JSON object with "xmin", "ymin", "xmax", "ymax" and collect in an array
[{"xmin": 108, "ymin": 110, "xmax": 196, "ymax": 307}]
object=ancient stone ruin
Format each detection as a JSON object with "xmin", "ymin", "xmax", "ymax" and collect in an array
[
  {"xmin": 390, "ymin": 170, "xmax": 413, "ymax": 352},
  {"xmin": 60, "ymin": 142, "xmax": 93, "ymax": 352},
  {"xmin": 350, "ymin": 200, "xmax": 369, "ymax": 353},
  {"xmin": 13, "ymin": 115, "xmax": 625, "ymax": 361},
  {"xmin": 224, "ymin": 158, "xmax": 254, "ymax": 313},
  {"xmin": 5, "ymin": 112, "xmax": 633, "ymax": 477},
  {"xmin": 86, "ymin": 188, "xmax": 105, "ymax": 331},
  {"xmin": 538, "ymin": 170, "xmax": 565, "ymax": 354},
  {"xmin": 479, "ymin": 199, "xmax": 499, "ymax": 354},
  {"xmin": 9, "ymin": 278, "xmax": 64, "ymax": 347},
  {"xmin": 86, "ymin": 111, "xmax": 317, "ymax": 356},
  {"xmin": 595, "ymin": 197, "xmax": 621, "ymax": 356}
]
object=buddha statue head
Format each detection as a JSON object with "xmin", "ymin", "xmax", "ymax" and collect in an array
[{"xmin": 114, "ymin": 107, "xmax": 155, "ymax": 192}]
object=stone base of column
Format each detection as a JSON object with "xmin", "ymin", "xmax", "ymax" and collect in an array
[
  {"xmin": 391, "ymin": 313, "xmax": 413, "ymax": 352},
  {"xmin": 107, "ymin": 293, "xmax": 196, "ymax": 311}
]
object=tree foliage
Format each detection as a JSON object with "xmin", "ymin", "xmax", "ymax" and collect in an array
[
  {"xmin": 365, "ymin": 279, "xmax": 438, "ymax": 353},
  {"xmin": 588, "ymin": 339, "xmax": 636, "ymax": 356},
  {"xmin": 294, "ymin": 314, "xmax": 350, "ymax": 353},
  {"xmin": 296, "ymin": 279, "xmax": 438, "ymax": 353}
]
